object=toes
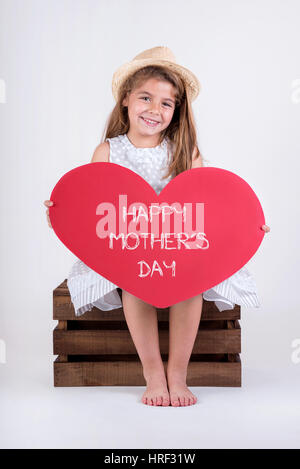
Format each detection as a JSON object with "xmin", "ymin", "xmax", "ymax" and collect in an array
[
  {"xmin": 168, "ymin": 387, "xmax": 198, "ymax": 406},
  {"xmin": 171, "ymin": 395, "xmax": 180, "ymax": 406},
  {"xmin": 142, "ymin": 393, "xmax": 170, "ymax": 406},
  {"xmin": 179, "ymin": 396, "xmax": 185, "ymax": 406},
  {"xmin": 169, "ymin": 393, "xmax": 197, "ymax": 406}
]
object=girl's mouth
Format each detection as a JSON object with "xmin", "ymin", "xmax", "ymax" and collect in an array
[{"xmin": 140, "ymin": 117, "xmax": 160, "ymax": 127}]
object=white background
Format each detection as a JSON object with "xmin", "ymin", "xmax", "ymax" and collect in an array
[{"xmin": 0, "ymin": 0, "xmax": 299, "ymax": 449}]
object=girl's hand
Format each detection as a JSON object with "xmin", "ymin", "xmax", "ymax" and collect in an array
[
  {"xmin": 261, "ymin": 224, "xmax": 270, "ymax": 233},
  {"xmin": 43, "ymin": 200, "xmax": 54, "ymax": 229}
]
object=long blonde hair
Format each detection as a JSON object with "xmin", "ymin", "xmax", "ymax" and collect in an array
[{"xmin": 101, "ymin": 65, "xmax": 207, "ymax": 179}]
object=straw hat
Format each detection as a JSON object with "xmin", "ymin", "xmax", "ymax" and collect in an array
[{"xmin": 111, "ymin": 46, "xmax": 201, "ymax": 103}]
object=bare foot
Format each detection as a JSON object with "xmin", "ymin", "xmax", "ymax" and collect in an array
[
  {"xmin": 167, "ymin": 370, "xmax": 197, "ymax": 407},
  {"xmin": 141, "ymin": 371, "xmax": 170, "ymax": 406}
]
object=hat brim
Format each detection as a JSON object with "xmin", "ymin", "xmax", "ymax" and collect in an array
[{"xmin": 111, "ymin": 58, "xmax": 201, "ymax": 102}]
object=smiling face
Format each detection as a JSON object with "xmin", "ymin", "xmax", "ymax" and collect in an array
[{"xmin": 122, "ymin": 78, "xmax": 177, "ymax": 142}]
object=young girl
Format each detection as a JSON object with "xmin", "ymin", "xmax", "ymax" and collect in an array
[{"xmin": 44, "ymin": 46, "xmax": 270, "ymax": 407}]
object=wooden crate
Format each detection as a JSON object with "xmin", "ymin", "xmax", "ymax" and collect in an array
[{"xmin": 53, "ymin": 280, "xmax": 241, "ymax": 387}]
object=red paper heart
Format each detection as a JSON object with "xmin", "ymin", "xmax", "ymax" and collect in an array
[{"xmin": 49, "ymin": 163, "xmax": 265, "ymax": 308}]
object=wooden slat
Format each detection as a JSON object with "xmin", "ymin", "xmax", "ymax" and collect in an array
[
  {"xmin": 53, "ymin": 322, "xmax": 241, "ymax": 355},
  {"xmin": 53, "ymin": 280, "xmax": 240, "ymax": 321},
  {"xmin": 227, "ymin": 319, "xmax": 240, "ymax": 329},
  {"xmin": 53, "ymin": 354, "xmax": 241, "ymax": 387},
  {"xmin": 53, "ymin": 279, "xmax": 71, "ymax": 296},
  {"xmin": 56, "ymin": 321, "xmax": 68, "ymax": 362}
]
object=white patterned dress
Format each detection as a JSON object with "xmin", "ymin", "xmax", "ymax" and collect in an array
[{"xmin": 67, "ymin": 133, "xmax": 261, "ymax": 316}]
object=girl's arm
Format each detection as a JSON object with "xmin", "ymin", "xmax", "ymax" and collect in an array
[
  {"xmin": 43, "ymin": 142, "xmax": 111, "ymax": 229},
  {"xmin": 191, "ymin": 146, "xmax": 202, "ymax": 169},
  {"xmin": 90, "ymin": 141, "xmax": 110, "ymax": 163}
]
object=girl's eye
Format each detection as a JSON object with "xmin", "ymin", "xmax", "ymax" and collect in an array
[{"xmin": 140, "ymin": 97, "xmax": 172, "ymax": 107}]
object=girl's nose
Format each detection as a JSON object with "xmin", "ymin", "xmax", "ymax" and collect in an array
[
  {"xmin": 148, "ymin": 109, "xmax": 160, "ymax": 119},
  {"xmin": 149, "ymin": 102, "xmax": 160, "ymax": 113}
]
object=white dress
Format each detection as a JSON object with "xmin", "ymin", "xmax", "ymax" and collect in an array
[{"xmin": 67, "ymin": 133, "xmax": 261, "ymax": 316}]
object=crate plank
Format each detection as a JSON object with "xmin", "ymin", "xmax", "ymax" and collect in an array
[
  {"xmin": 54, "ymin": 354, "xmax": 241, "ymax": 387},
  {"xmin": 53, "ymin": 280, "xmax": 240, "ymax": 321},
  {"xmin": 57, "ymin": 320, "xmax": 68, "ymax": 362},
  {"xmin": 53, "ymin": 321, "xmax": 241, "ymax": 355}
]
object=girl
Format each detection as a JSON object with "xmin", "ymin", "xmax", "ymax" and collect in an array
[{"xmin": 44, "ymin": 46, "xmax": 270, "ymax": 407}]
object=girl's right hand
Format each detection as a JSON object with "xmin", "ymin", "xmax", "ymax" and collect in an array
[{"xmin": 43, "ymin": 200, "xmax": 54, "ymax": 229}]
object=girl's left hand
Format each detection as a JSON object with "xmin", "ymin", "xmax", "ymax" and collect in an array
[{"xmin": 261, "ymin": 224, "xmax": 271, "ymax": 233}]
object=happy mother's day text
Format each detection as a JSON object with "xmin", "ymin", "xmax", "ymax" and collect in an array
[{"xmin": 95, "ymin": 195, "xmax": 209, "ymax": 278}]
